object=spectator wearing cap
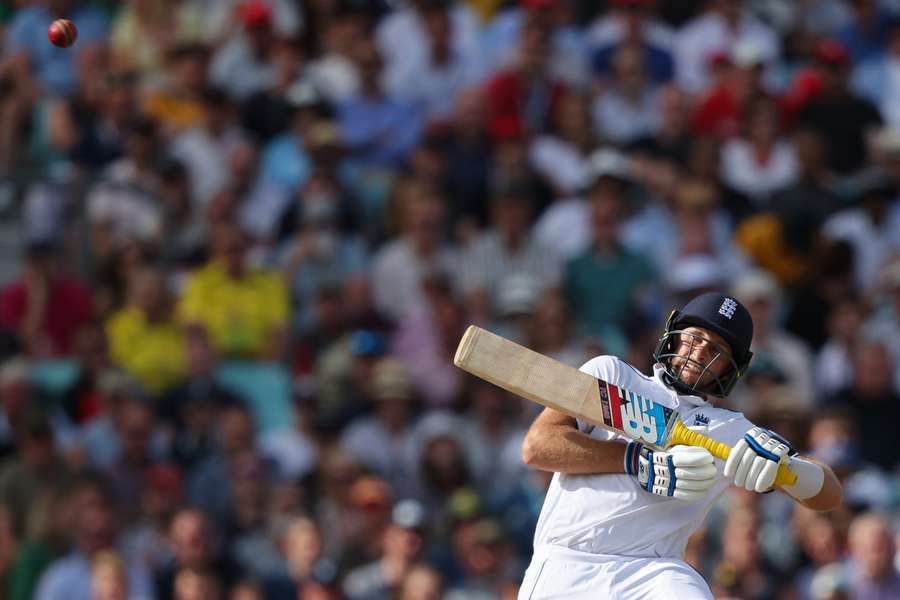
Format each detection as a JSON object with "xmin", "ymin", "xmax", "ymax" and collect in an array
[
  {"xmin": 845, "ymin": 512, "xmax": 900, "ymax": 599},
  {"xmin": 177, "ymin": 221, "xmax": 289, "ymax": 359},
  {"xmin": 0, "ymin": 241, "xmax": 91, "ymax": 357},
  {"xmin": 528, "ymin": 92, "xmax": 593, "ymax": 197},
  {"xmin": 592, "ymin": 44, "xmax": 661, "ymax": 145},
  {"xmin": 339, "ymin": 358, "xmax": 420, "ymax": 494},
  {"xmin": 561, "ymin": 153, "xmax": 655, "ymax": 340},
  {"xmin": 384, "ymin": 0, "xmax": 486, "ymax": 127},
  {"xmin": 673, "ymin": 0, "xmax": 780, "ymax": 94},
  {"xmin": 105, "ymin": 267, "xmax": 186, "ymax": 396},
  {"xmin": 460, "ymin": 182, "xmax": 559, "ymax": 319},
  {"xmin": 209, "ymin": 0, "xmax": 281, "ymax": 102},
  {"xmin": 797, "ymin": 39, "xmax": 882, "ymax": 175},
  {"xmin": 337, "ymin": 38, "xmax": 424, "ymax": 169},
  {"xmin": 730, "ymin": 269, "xmax": 815, "ymax": 410},
  {"xmin": 589, "ymin": 0, "xmax": 674, "ymax": 85},
  {"xmin": 371, "ymin": 180, "xmax": 459, "ymax": 322},
  {"xmin": 343, "ymin": 499, "xmax": 429, "ymax": 600}
]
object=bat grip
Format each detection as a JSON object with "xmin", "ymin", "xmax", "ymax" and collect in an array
[{"xmin": 671, "ymin": 421, "xmax": 798, "ymax": 486}]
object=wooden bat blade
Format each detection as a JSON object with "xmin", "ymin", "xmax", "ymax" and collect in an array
[{"xmin": 454, "ymin": 324, "xmax": 610, "ymax": 428}]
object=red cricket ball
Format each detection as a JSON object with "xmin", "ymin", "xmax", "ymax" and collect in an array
[{"xmin": 48, "ymin": 19, "xmax": 78, "ymax": 48}]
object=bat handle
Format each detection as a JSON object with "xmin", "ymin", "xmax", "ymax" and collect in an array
[{"xmin": 671, "ymin": 421, "xmax": 798, "ymax": 487}]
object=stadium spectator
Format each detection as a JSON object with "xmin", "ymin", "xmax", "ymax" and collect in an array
[
  {"xmin": 34, "ymin": 477, "xmax": 154, "ymax": 600},
  {"xmin": 177, "ymin": 221, "xmax": 289, "ymax": 359},
  {"xmin": 106, "ymin": 267, "xmax": 186, "ymax": 395},
  {"xmin": 827, "ymin": 337, "xmax": 900, "ymax": 471},
  {"xmin": 845, "ymin": 512, "xmax": 900, "ymax": 598},
  {"xmin": 0, "ymin": 241, "xmax": 91, "ymax": 357},
  {"xmin": 563, "ymin": 158, "xmax": 655, "ymax": 341},
  {"xmin": 592, "ymin": 45, "xmax": 661, "ymax": 144},
  {"xmin": 343, "ymin": 498, "xmax": 429, "ymax": 600}
]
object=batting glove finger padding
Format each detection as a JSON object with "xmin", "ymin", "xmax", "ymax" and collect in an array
[
  {"xmin": 724, "ymin": 427, "xmax": 793, "ymax": 493},
  {"xmin": 625, "ymin": 442, "xmax": 716, "ymax": 500}
]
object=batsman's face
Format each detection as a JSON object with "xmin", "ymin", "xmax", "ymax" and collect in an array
[{"xmin": 670, "ymin": 326, "xmax": 733, "ymax": 388}]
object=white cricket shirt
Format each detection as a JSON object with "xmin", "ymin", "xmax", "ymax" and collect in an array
[{"xmin": 532, "ymin": 355, "xmax": 755, "ymax": 559}]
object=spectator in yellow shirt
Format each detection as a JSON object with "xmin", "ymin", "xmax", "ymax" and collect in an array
[
  {"xmin": 106, "ymin": 268, "xmax": 187, "ymax": 395},
  {"xmin": 177, "ymin": 222, "xmax": 289, "ymax": 359}
]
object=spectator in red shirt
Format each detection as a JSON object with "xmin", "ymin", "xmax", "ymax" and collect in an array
[
  {"xmin": 0, "ymin": 241, "xmax": 92, "ymax": 357},
  {"xmin": 485, "ymin": 18, "xmax": 566, "ymax": 143}
]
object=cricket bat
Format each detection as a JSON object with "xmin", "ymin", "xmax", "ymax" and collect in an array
[{"xmin": 454, "ymin": 325, "xmax": 797, "ymax": 486}]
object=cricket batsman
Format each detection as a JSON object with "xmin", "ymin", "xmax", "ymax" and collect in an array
[{"xmin": 518, "ymin": 292, "xmax": 842, "ymax": 599}]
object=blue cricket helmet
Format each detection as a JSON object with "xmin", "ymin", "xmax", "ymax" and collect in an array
[{"xmin": 653, "ymin": 293, "xmax": 755, "ymax": 398}]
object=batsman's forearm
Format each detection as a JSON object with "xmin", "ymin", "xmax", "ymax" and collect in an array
[{"xmin": 522, "ymin": 425, "xmax": 627, "ymax": 475}]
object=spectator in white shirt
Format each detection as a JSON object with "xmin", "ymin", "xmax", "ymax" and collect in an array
[
  {"xmin": 720, "ymin": 97, "xmax": 799, "ymax": 206},
  {"xmin": 208, "ymin": 1, "xmax": 279, "ymax": 102},
  {"xmin": 384, "ymin": 1, "xmax": 485, "ymax": 126},
  {"xmin": 460, "ymin": 183, "xmax": 561, "ymax": 319},
  {"xmin": 852, "ymin": 20, "xmax": 900, "ymax": 126},
  {"xmin": 375, "ymin": 0, "xmax": 481, "ymax": 97},
  {"xmin": 592, "ymin": 44, "xmax": 661, "ymax": 144},
  {"xmin": 674, "ymin": 0, "xmax": 780, "ymax": 94},
  {"xmin": 529, "ymin": 92, "xmax": 594, "ymax": 196},
  {"xmin": 371, "ymin": 179, "xmax": 459, "ymax": 321}
]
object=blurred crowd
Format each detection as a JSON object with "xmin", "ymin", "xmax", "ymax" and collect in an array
[{"xmin": 2, "ymin": 0, "xmax": 900, "ymax": 598}]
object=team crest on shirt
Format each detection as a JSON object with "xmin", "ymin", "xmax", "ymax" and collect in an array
[{"xmin": 693, "ymin": 413, "xmax": 709, "ymax": 427}]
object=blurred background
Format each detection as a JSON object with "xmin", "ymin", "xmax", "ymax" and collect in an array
[{"xmin": 0, "ymin": 0, "xmax": 899, "ymax": 598}]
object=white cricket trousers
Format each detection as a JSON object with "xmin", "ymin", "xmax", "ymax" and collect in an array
[{"xmin": 518, "ymin": 545, "xmax": 714, "ymax": 600}]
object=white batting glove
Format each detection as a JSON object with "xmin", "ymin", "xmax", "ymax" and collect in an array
[
  {"xmin": 724, "ymin": 427, "xmax": 793, "ymax": 493},
  {"xmin": 624, "ymin": 442, "xmax": 717, "ymax": 500}
]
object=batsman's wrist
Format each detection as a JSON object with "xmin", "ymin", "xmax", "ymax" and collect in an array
[{"xmin": 624, "ymin": 441, "xmax": 643, "ymax": 477}]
